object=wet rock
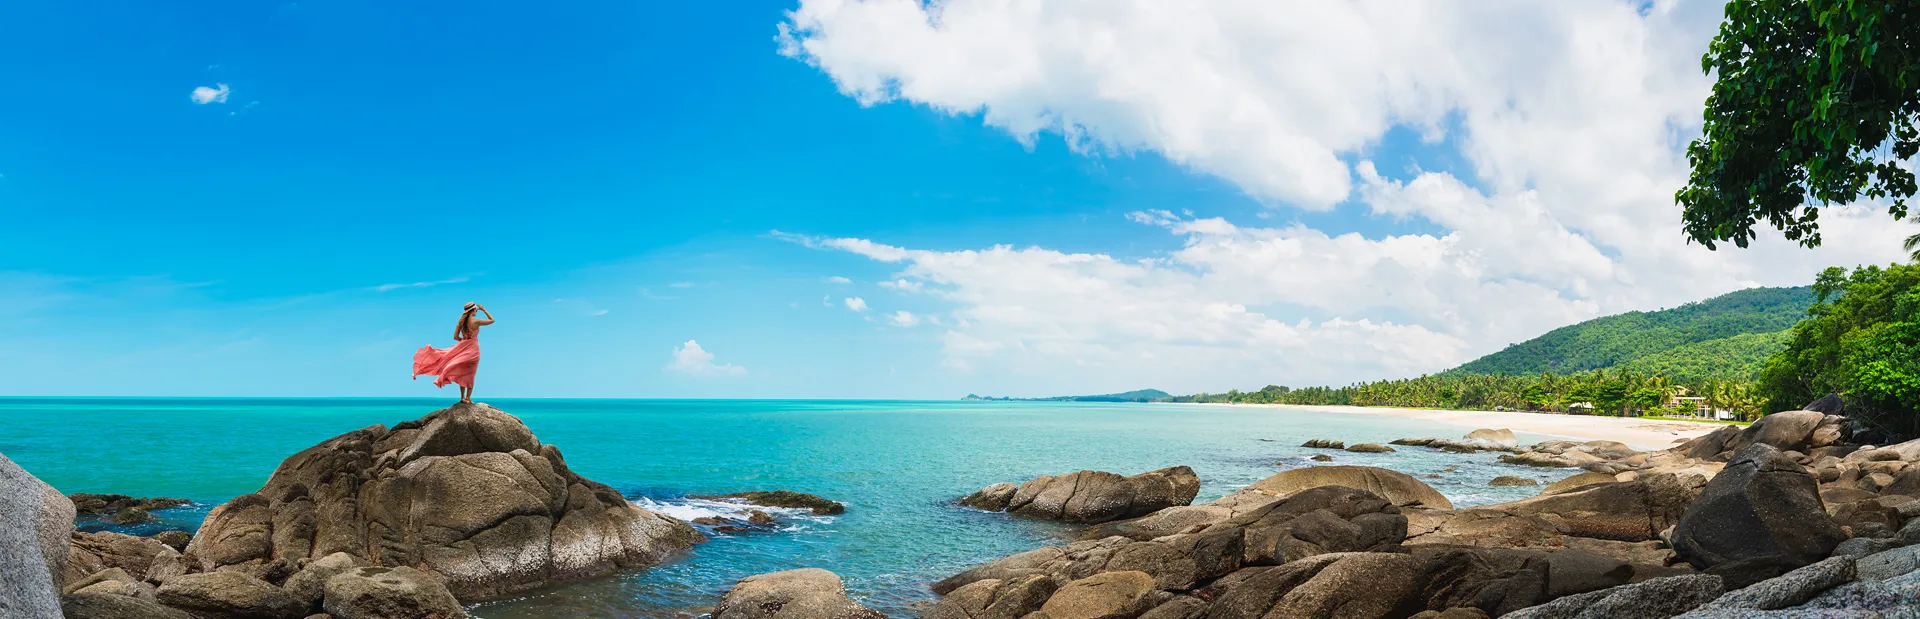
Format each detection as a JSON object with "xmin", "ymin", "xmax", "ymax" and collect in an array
[
  {"xmin": 321, "ymin": 566, "xmax": 466, "ymax": 619},
  {"xmin": 1302, "ymin": 439, "xmax": 1345, "ymax": 449},
  {"xmin": 1238, "ymin": 465, "xmax": 1452, "ymax": 510},
  {"xmin": 712, "ymin": 568, "xmax": 886, "ymax": 619},
  {"xmin": 1672, "ymin": 445, "xmax": 1845, "ymax": 588},
  {"xmin": 1345, "ymin": 443, "xmax": 1395, "ymax": 453},
  {"xmin": 1308, "ymin": 455, "xmax": 1333, "ymax": 462},
  {"xmin": 695, "ymin": 491, "xmax": 845, "ymax": 515},
  {"xmin": 1467, "ymin": 429, "xmax": 1519, "ymax": 449},
  {"xmin": 182, "ymin": 403, "xmax": 701, "ymax": 600},
  {"xmin": 1489, "ymin": 476, "xmax": 1538, "ymax": 487}
]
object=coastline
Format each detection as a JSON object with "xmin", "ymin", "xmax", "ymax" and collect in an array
[{"xmin": 1194, "ymin": 402, "xmax": 1722, "ymax": 450}]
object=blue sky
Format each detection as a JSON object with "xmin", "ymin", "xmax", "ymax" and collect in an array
[{"xmin": 3, "ymin": 1, "xmax": 1913, "ymax": 398}]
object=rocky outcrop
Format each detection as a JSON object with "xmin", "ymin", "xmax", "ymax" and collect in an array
[
  {"xmin": 67, "ymin": 531, "xmax": 190, "ymax": 586},
  {"xmin": 961, "ymin": 467, "xmax": 1201, "ymax": 523},
  {"xmin": 1238, "ymin": 465, "xmax": 1453, "ymax": 510},
  {"xmin": 183, "ymin": 403, "xmax": 702, "ymax": 600},
  {"xmin": 1345, "ymin": 443, "xmax": 1395, "ymax": 453},
  {"xmin": 1301, "ymin": 439, "xmax": 1345, "ymax": 449},
  {"xmin": 1501, "ymin": 574, "xmax": 1725, "ymax": 619},
  {"xmin": 711, "ymin": 568, "xmax": 886, "ymax": 619},
  {"xmin": 155, "ymin": 571, "xmax": 308, "ymax": 619},
  {"xmin": 695, "ymin": 491, "xmax": 846, "ymax": 515},
  {"xmin": 60, "ymin": 592, "xmax": 195, "ymax": 619},
  {"xmin": 1539, "ymin": 472, "xmax": 1616, "ymax": 496},
  {"xmin": 1, "ymin": 452, "xmax": 76, "ymax": 619},
  {"xmin": 1671, "ymin": 444, "xmax": 1845, "ymax": 588},
  {"xmin": 69, "ymin": 494, "xmax": 191, "ymax": 526},
  {"xmin": 1489, "ymin": 476, "xmax": 1538, "ymax": 487}
]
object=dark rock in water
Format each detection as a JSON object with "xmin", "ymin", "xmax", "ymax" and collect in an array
[
  {"xmin": 322, "ymin": 566, "xmax": 467, "ymax": 619},
  {"xmin": 1489, "ymin": 476, "xmax": 1538, "ymax": 487},
  {"xmin": 1671, "ymin": 444, "xmax": 1845, "ymax": 589},
  {"xmin": 183, "ymin": 403, "xmax": 702, "ymax": 600},
  {"xmin": 110, "ymin": 508, "xmax": 152, "ymax": 525},
  {"xmin": 959, "ymin": 483, "xmax": 1018, "ymax": 511},
  {"xmin": 696, "ymin": 491, "xmax": 846, "ymax": 515},
  {"xmin": 1302, "ymin": 439, "xmax": 1345, "ymax": 449},
  {"xmin": 1308, "ymin": 454, "xmax": 1333, "ymax": 462},
  {"xmin": 1501, "ymin": 574, "xmax": 1724, "ymax": 619},
  {"xmin": 1345, "ymin": 443, "xmax": 1395, "ymax": 453},
  {"xmin": 69, "ymin": 494, "xmax": 191, "ymax": 516},
  {"xmin": 711, "ymin": 568, "xmax": 887, "ymax": 619},
  {"xmin": 1, "ymin": 452, "xmax": 75, "ymax": 617},
  {"xmin": 1803, "ymin": 394, "xmax": 1845, "ymax": 415},
  {"xmin": 967, "ymin": 466, "xmax": 1201, "ymax": 523}
]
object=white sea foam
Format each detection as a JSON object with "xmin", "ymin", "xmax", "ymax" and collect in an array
[{"xmin": 632, "ymin": 496, "xmax": 828, "ymax": 527}]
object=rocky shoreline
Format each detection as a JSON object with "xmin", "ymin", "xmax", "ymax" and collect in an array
[
  {"xmin": 6, "ymin": 398, "xmax": 1920, "ymax": 618},
  {"xmin": 719, "ymin": 395, "xmax": 1920, "ymax": 619}
]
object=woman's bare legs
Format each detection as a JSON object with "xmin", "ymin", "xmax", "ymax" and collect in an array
[{"xmin": 458, "ymin": 385, "xmax": 472, "ymax": 404}]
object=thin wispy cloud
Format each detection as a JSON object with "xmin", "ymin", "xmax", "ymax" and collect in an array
[
  {"xmin": 371, "ymin": 277, "xmax": 468, "ymax": 292},
  {"xmin": 190, "ymin": 84, "xmax": 230, "ymax": 105},
  {"xmin": 825, "ymin": 276, "xmax": 852, "ymax": 284},
  {"xmin": 668, "ymin": 281, "xmax": 695, "ymax": 289}
]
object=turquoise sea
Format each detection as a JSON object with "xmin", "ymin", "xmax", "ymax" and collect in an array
[{"xmin": 0, "ymin": 398, "xmax": 1582, "ymax": 617}]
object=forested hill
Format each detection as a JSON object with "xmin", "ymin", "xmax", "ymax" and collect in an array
[{"xmin": 1447, "ymin": 286, "xmax": 1814, "ymax": 380}]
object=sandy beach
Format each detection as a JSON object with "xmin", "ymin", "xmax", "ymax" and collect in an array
[{"xmin": 1207, "ymin": 403, "xmax": 1726, "ymax": 450}]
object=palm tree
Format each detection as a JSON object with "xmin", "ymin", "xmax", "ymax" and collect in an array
[{"xmin": 1907, "ymin": 214, "xmax": 1920, "ymax": 262}]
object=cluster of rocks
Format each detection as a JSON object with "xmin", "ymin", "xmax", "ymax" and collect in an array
[
  {"xmin": 1303, "ymin": 439, "xmax": 1399, "ymax": 454},
  {"xmin": 705, "ymin": 395, "xmax": 1916, "ymax": 619},
  {"xmin": 684, "ymin": 491, "xmax": 847, "ymax": 534},
  {"xmin": 2, "ymin": 403, "xmax": 706, "ymax": 619},
  {"xmin": 959, "ymin": 466, "xmax": 1202, "ymax": 524}
]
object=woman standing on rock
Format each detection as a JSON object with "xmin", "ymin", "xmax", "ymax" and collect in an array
[{"xmin": 412, "ymin": 302, "xmax": 493, "ymax": 403}]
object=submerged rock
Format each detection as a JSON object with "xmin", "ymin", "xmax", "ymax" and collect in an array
[
  {"xmin": 183, "ymin": 403, "xmax": 702, "ymax": 600},
  {"xmin": 695, "ymin": 491, "xmax": 845, "ymax": 515},
  {"xmin": 1, "ymin": 452, "xmax": 76, "ymax": 619},
  {"xmin": 1489, "ymin": 476, "xmax": 1539, "ymax": 487},
  {"xmin": 1345, "ymin": 443, "xmax": 1395, "ymax": 453},
  {"xmin": 965, "ymin": 466, "xmax": 1201, "ymax": 523},
  {"xmin": 711, "ymin": 568, "xmax": 886, "ymax": 619}
]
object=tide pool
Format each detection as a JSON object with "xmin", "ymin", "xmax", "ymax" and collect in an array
[{"xmin": 0, "ymin": 398, "xmax": 1579, "ymax": 617}]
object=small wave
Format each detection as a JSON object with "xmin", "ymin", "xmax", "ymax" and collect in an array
[{"xmin": 633, "ymin": 496, "xmax": 829, "ymax": 528}]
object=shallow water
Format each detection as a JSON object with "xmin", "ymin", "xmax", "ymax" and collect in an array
[{"xmin": 0, "ymin": 398, "xmax": 1581, "ymax": 617}]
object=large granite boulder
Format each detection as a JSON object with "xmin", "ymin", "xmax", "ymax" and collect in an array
[
  {"xmin": 321, "ymin": 566, "xmax": 466, "ymax": 619},
  {"xmin": 1466, "ymin": 429, "xmax": 1520, "ymax": 449},
  {"xmin": 1671, "ymin": 444, "xmax": 1845, "ymax": 589},
  {"xmin": 60, "ymin": 592, "xmax": 196, "ymax": 619},
  {"xmin": 154, "ymin": 571, "xmax": 308, "ymax": 619},
  {"xmin": 968, "ymin": 466, "xmax": 1201, "ymax": 523},
  {"xmin": 1, "ymin": 452, "xmax": 76, "ymax": 619},
  {"xmin": 1237, "ymin": 465, "xmax": 1453, "ymax": 510},
  {"xmin": 1036, "ymin": 570, "xmax": 1157, "ymax": 619},
  {"xmin": 1484, "ymin": 472, "xmax": 1705, "ymax": 541},
  {"xmin": 923, "ymin": 573, "xmax": 1056, "ymax": 619},
  {"xmin": 1501, "ymin": 574, "xmax": 1724, "ymax": 619},
  {"xmin": 184, "ymin": 403, "xmax": 702, "ymax": 600},
  {"xmin": 711, "ymin": 568, "xmax": 886, "ymax": 619}
]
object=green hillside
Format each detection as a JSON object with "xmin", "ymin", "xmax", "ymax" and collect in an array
[
  {"xmin": 1617, "ymin": 330, "xmax": 1792, "ymax": 382},
  {"xmin": 1449, "ymin": 286, "xmax": 1814, "ymax": 377}
]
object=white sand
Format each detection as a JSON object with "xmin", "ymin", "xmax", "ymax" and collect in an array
[{"xmin": 1199, "ymin": 402, "xmax": 1727, "ymax": 450}]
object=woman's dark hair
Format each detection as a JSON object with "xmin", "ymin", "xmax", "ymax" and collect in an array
[{"xmin": 455, "ymin": 304, "xmax": 478, "ymax": 340}]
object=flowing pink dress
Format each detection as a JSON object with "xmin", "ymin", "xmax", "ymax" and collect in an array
[{"xmin": 413, "ymin": 331, "xmax": 479, "ymax": 389}]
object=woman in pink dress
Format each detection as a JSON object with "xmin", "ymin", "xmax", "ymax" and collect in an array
[{"xmin": 413, "ymin": 302, "xmax": 494, "ymax": 403}]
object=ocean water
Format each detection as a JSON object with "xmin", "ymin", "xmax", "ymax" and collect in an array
[{"xmin": 0, "ymin": 398, "xmax": 1584, "ymax": 617}]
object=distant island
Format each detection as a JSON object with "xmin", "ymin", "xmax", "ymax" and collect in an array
[{"xmin": 962, "ymin": 388, "xmax": 1172, "ymax": 403}]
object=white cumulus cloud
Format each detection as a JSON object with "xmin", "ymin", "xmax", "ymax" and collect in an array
[
  {"xmin": 190, "ymin": 84, "xmax": 230, "ymax": 105},
  {"xmin": 776, "ymin": 0, "xmax": 1920, "ymax": 392},
  {"xmin": 888, "ymin": 310, "xmax": 921, "ymax": 327},
  {"xmin": 665, "ymin": 339, "xmax": 747, "ymax": 377},
  {"xmin": 844, "ymin": 297, "xmax": 869, "ymax": 312}
]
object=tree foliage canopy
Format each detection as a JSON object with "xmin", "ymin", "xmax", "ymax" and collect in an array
[
  {"xmin": 1449, "ymin": 286, "xmax": 1812, "ymax": 377},
  {"xmin": 1678, "ymin": 0, "xmax": 1919, "ymax": 249},
  {"xmin": 1758, "ymin": 262, "xmax": 1920, "ymax": 437}
]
